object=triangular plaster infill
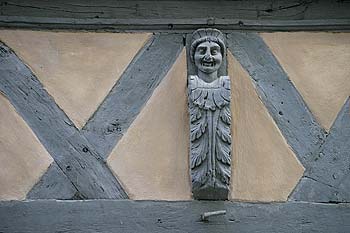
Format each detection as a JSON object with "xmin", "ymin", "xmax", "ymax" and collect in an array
[
  {"xmin": 0, "ymin": 93, "xmax": 53, "ymax": 200},
  {"xmin": 261, "ymin": 32, "xmax": 350, "ymax": 132},
  {"xmin": 107, "ymin": 49, "xmax": 192, "ymax": 200},
  {"xmin": 0, "ymin": 30, "xmax": 150, "ymax": 129},
  {"xmin": 228, "ymin": 52, "xmax": 304, "ymax": 202}
]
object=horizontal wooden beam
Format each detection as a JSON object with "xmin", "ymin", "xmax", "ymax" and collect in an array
[
  {"xmin": 1, "ymin": 17, "xmax": 349, "ymax": 32},
  {"xmin": 0, "ymin": 200, "xmax": 350, "ymax": 232},
  {"xmin": 2, "ymin": 0, "xmax": 349, "ymax": 21},
  {"xmin": 0, "ymin": 0, "xmax": 350, "ymax": 31}
]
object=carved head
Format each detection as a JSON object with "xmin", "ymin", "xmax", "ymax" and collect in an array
[{"xmin": 190, "ymin": 28, "xmax": 225, "ymax": 74}]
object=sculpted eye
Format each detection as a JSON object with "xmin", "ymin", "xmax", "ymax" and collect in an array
[
  {"xmin": 211, "ymin": 48, "xmax": 218, "ymax": 55},
  {"xmin": 198, "ymin": 47, "xmax": 206, "ymax": 54}
]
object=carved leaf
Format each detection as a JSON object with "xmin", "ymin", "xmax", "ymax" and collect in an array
[
  {"xmin": 188, "ymin": 75, "xmax": 232, "ymax": 196},
  {"xmin": 213, "ymin": 91, "xmax": 228, "ymax": 109},
  {"xmin": 191, "ymin": 89, "xmax": 207, "ymax": 108},
  {"xmin": 216, "ymin": 119, "xmax": 231, "ymax": 143},
  {"xmin": 215, "ymin": 161, "xmax": 231, "ymax": 186},
  {"xmin": 191, "ymin": 127, "xmax": 209, "ymax": 187},
  {"xmin": 220, "ymin": 105, "xmax": 231, "ymax": 125},
  {"xmin": 215, "ymin": 108, "xmax": 232, "ymax": 186},
  {"xmin": 190, "ymin": 110, "xmax": 207, "ymax": 141},
  {"xmin": 216, "ymin": 137, "xmax": 231, "ymax": 165},
  {"xmin": 189, "ymin": 103, "xmax": 202, "ymax": 122},
  {"xmin": 206, "ymin": 92, "xmax": 216, "ymax": 111},
  {"xmin": 191, "ymin": 162, "xmax": 210, "ymax": 188},
  {"xmin": 191, "ymin": 88, "xmax": 203, "ymax": 102},
  {"xmin": 190, "ymin": 132, "xmax": 208, "ymax": 169}
]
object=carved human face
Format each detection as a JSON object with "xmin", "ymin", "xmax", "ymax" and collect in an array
[{"xmin": 194, "ymin": 41, "xmax": 222, "ymax": 74}]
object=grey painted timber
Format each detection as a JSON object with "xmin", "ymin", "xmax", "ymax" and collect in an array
[
  {"xmin": 1, "ymin": 17, "xmax": 350, "ymax": 32},
  {"xmin": 0, "ymin": 1, "xmax": 350, "ymax": 31},
  {"xmin": 26, "ymin": 163, "xmax": 77, "ymax": 200},
  {"xmin": 6, "ymin": 0, "xmax": 349, "ymax": 20},
  {"xmin": 226, "ymin": 32, "xmax": 326, "ymax": 169},
  {"xmin": 1, "ymin": 200, "xmax": 350, "ymax": 233},
  {"xmin": 0, "ymin": 42, "xmax": 127, "ymax": 199},
  {"xmin": 82, "ymin": 34, "xmax": 183, "ymax": 159},
  {"xmin": 291, "ymin": 98, "xmax": 350, "ymax": 202}
]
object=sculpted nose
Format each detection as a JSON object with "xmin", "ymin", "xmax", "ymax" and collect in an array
[{"xmin": 203, "ymin": 52, "xmax": 213, "ymax": 61}]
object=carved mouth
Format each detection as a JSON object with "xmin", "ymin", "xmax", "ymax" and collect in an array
[{"xmin": 201, "ymin": 61, "xmax": 215, "ymax": 67}]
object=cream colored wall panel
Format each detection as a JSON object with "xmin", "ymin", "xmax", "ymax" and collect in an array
[
  {"xmin": 228, "ymin": 52, "xmax": 304, "ymax": 202},
  {"xmin": 0, "ymin": 30, "xmax": 150, "ymax": 128},
  {"xmin": 0, "ymin": 94, "xmax": 53, "ymax": 200},
  {"xmin": 261, "ymin": 32, "xmax": 350, "ymax": 131},
  {"xmin": 107, "ymin": 50, "xmax": 192, "ymax": 200}
]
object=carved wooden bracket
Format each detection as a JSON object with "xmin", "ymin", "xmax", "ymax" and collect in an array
[{"xmin": 188, "ymin": 28, "xmax": 232, "ymax": 200}]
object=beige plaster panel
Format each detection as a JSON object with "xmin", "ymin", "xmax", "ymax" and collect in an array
[
  {"xmin": 107, "ymin": 49, "xmax": 192, "ymax": 200},
  {"xmin": 0, "ymin": 94, "xmax": 53, "ymax": 200},
  {"xmin": 261, "ymin": 32, "xmax": 350, "ymax": 131},
  {"xmin": 228, "ymin": 52, "xmax": 304, "ymax": 202},
  {"xmin": 0, "ymin": 30, "xmax": 150, "ymax": 128}
]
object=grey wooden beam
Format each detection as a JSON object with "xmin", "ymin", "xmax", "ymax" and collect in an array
[
  {"xmin": 0, "ymin": 42, "xmax": 127, "ymax": 199},
  {"xmin": 0, "ymin": 0, "xmax": 349, "ymax": 31},
  {"xmin": 226, "ymin": 32, "xmax": 326, "ymax": 169},
  {"xmin": 1, "ymin": 200, "xmax": 350, "ymax": 233},
  {"xmin": 291, "ymin": 98, "xmax": 350, "ymax": 202},
  {"xmin": 1, "ymin": 17, "xmax": 349, "ymax": 32},
  {"xmin": 2, "ymin": 0, "xmax": 350, "ymax": 20},
  {"xmin": 26, "ymin": 163, "xmax": 78, "ymax": 200},
  {"xmin": 82, "ymin": 34, "xmax": 183, "ymax": 159},
  {"xmin": 307, "ymin": 98, "xmax": 350, "ymax": 188}
]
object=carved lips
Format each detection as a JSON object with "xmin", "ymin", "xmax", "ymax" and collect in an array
[{"xmin": 201, "ymin": 60, "xmax": 216, "ymax": 67}]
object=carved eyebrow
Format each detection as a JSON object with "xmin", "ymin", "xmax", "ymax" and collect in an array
[
  {"xmin": 211, "ymin": 45, "xmax": 220, "ymax": 50},
  {"xmin": 197, "ymin": 46, "xmax": 207, "ymax": 49}
]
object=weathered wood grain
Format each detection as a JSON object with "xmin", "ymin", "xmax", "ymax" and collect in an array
[
  {"xmin": 308, "ymin": 98, "xmax": 350, "ymax": 189},
  {"xmin": 0, "ymin": 200, "xmax": 350, "ymax": 233},
  {"xmin": 26, "ymin": 163, "xmax": 77, "ymax": 200},
  {"xmin": 2, "ymin": 0, "xmax": 350, "ymax": 20},
  {"xmin": 226, "ymin": 32, "xmax": 326, "ymax": 169},
  {"xmin": 291, "ymin": 98, "xmax": 350, "ymax": 202},
  {"xmin": 1, "ymin": 17, "xmax": 349, "ymax": 32},
  {"xmin": 0, "ymin": 42, "xmax": 127, "ymax": 199},
  {"xmin": 82, "ymin": 34, "xmax": 183, "ymax": 159},
  {"xmin": 0, "ymin": 1, "xmax": 349, "ymax": 31}
]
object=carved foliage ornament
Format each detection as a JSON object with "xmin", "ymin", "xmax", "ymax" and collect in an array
[{"xmin": 188, "ymin": 28, "xmax": 232, "ymax": 200}]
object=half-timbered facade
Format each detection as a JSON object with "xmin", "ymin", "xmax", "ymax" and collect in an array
[{"xmin": 1, "ymin": 1, "xmax": 350, "ymax": 232}]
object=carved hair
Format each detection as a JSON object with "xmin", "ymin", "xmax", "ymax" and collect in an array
[{"xmin": 190, "ymin": 28, "xmax": 226, "ymax": 62}]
